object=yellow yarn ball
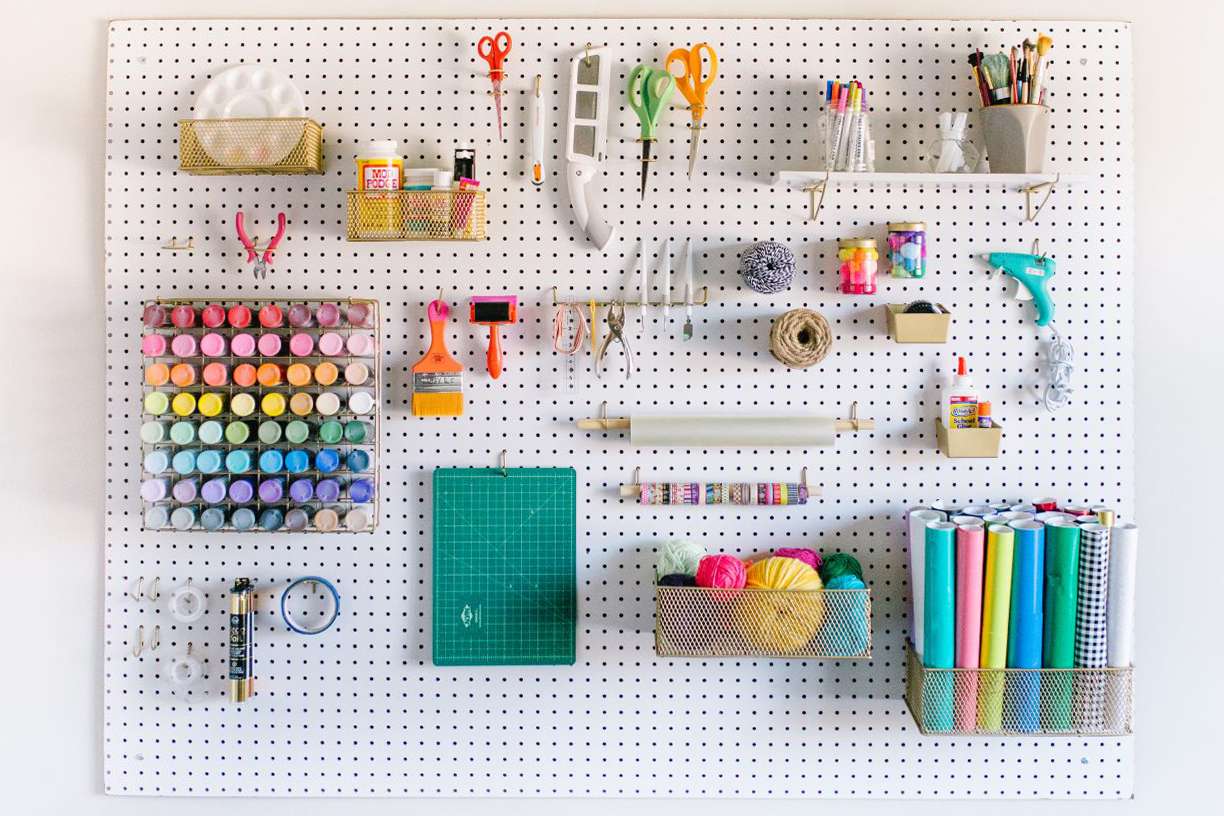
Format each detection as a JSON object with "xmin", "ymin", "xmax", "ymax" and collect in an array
[{"xmin": 739, "ymin": 557, "xmax": 826, "ymax": 653}]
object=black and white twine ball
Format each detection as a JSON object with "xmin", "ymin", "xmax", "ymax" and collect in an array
[{"xmin": 738, "ymin": 241, "xmax": 796, "ymax": 294}]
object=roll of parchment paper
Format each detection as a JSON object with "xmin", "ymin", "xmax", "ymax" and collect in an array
[{"xmin": 628, "ymin": 415, "xmax": 836, "ymax": 447}]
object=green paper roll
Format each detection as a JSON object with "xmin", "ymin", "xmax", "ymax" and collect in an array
[
  {"xmin": 978, "ymin": 524, "xmax": 1014, "ymax": 731},
  {"xmin": 922, "ymin": 521, "xmax": 957, "ymax": 732},
  {"xmin": 1042, "ymin": 521, "xmax": 1080, "ymax": 730}
]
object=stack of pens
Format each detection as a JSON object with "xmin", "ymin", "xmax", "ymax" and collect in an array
[
  {"xmin": 906, "ymin": 500, "xmax": 1138, "ymax": 735},
  {"xmin": 822, "ymin": 80, "xmax": 874, "ymax": 173},
  {"xmin": 969, "ymin": 34, "xmax": 1052, "ymax": 107}
]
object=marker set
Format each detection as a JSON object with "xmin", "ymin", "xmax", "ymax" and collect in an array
[{"xmin": 139, "ymin": 299, "xmax": 380, "ymax": 532}]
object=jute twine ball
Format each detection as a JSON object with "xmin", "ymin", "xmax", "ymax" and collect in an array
[{"xmin": 769, "ymin": 308, "xmax": 832, "ymax": 368}]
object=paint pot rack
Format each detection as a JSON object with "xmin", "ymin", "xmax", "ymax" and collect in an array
[
  {"xmin": 654, "ymin": 585, "xmax": 872, "ymax": 659},
  {"xmin": 178, "ymin": 118, "xmax": 324, "ymax": 175},
  {"xmin": 885, "ymin": 303, "xmax": 952, "ymax": 343},
  {"xmin": 904, "ymin": 643, "xmax": 1133, "ymax": 736},
  {"xmin": 936, "ymin": 418, "xmax": 1002, "ymax": 457},
  {"xmin": 346, "ymin": 189, "xmax": 487, "ymax": 241},
  {"xmin": 139, "ymin": 298, "xmax": 380, "ymax": 533}
]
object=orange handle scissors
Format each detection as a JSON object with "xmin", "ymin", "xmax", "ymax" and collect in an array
[
  {"xmin": 665, "ymin": 43, "xmax": 719, "ymax": 178},
  {"xmin": 477, "ymin": 31, "xmax": 512, "ymax": 140}
]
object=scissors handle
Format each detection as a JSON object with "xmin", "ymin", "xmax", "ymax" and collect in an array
[
  {"xmin": 626, "ymin": 65, "xmax": 676, "ymax": 139},
  {"xmin": 478, "ymin": 31, "xmax": 512, "ymax": 72},
  {"xmin": 666, "ymin": 43, "xmax": 719, "ymax": 119}
]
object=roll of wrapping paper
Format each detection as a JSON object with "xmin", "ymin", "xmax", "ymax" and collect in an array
[
  {"xmin": 1106, "ymin": 523, "xmax": 1138, "ymax": 731},
  {"xmin": 639, "ymin": 481, "xmax": 808, "ymax": 505},
  {"xmin": 1005, "ymin": 520, "xmax": 1044, "ymax": 732},
  {"xmin": 908, "ymin": 508, "xmax": 947, "ymax": 659},
  {"xmin": 1042, "ymin": 520, "xmax": 1081, "ymax": 730},
  {"xmin": 922, "ymin": 521, "xmax": 957, "ymax": 732},
  {"xmin": 978, "ymin": 523, "xmax": 1014, "ymax": 731},
  {"xmin": 954, "ymin": 523, "xmax": 985, "ymax": 731},
  {"xmin": 628, "ymin": 415, "xmax": 836, "ymax": 447},
  {"xmin": 1073, "ymin": 523, "xmax": 1111, "ymax": 730}
]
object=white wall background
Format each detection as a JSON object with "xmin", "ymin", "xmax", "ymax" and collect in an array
[{"xmin": 0, "ymin": 1, "xmax": 1219, "ymax": 814}]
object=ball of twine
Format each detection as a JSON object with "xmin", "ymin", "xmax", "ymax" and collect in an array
[
  {"xmin": 739, "ymin": 241, "xmax": 795, "ymax": 294},
  {"xmin": 770, "ymin": 308, "xmax": 832, "ymax": 369}
]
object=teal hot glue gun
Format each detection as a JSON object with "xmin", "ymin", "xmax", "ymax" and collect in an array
[{"xmin": 983, "ymin": 252, "xmax": 1056, "ymax": 327}]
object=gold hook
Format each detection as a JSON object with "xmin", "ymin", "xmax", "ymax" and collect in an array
[
  {"xmin": 146, "ymin": 577, "xmax": 160, "ymax": 602},
  {"xmin": 129, "ymin": 577, "xmax": 143, "ymax": 602},
  {"xmin": 849, "ymin": 400, "xmax": 861, "ymax": 431},
  {"xmin": 600, "ymin": 401, "xmax": 609, "ymax": 427},
  {"xmin": 161, "ymin": 237, "xmax": 194, "ymax": 252},
  {"xmin": 149, "ymin": 625, "xmax": 161, "ymax": 652},
  {"xmin": 534, "ymin": 74, "xmax": 542, "ymax": 96},
  {"xmin": 584, "ymin": 42, "xmax": 593, "ymax": 66},
  {"xmin": 132, "ymin": 625, "xmax": 145, "ymax": 657},
  {"xmin": 803, "ymin": 169, "xmax": 831, "ymax": 222},
  {"xmin": 1023, "ymin": 173, "xmax": 1059, "ymax": 223},
  {"xmin": 551, "ymin": 286, "xmax": 559, "ymax": 306}
]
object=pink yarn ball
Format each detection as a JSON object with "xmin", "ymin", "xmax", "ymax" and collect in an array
[
  {"xmin": 774, "ymin": 547, "xmax": 823, "ymax": 570},
  {"xmin": 695, "ymin": 554, "xmax": 748, "ymax": 589}
]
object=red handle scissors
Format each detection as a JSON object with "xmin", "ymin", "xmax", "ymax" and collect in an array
[{"xmin": 477, "ymin": 31, "xmax": 512, "ymax": 140}]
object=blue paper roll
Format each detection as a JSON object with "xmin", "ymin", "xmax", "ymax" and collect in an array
[
  {"xmin": 1006, "ymin": 520, "xmax": 1045, "ymax": 732},
  {"xmin": 922, "ymin": 521, "xmax": 957, "ymax": 732}
]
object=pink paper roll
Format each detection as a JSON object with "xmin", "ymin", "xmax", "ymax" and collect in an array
[{"xmin": 954, "ymin": 523, "xmax": 985, "ymax": 731}]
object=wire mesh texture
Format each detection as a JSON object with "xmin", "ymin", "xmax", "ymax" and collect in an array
[
  {"xmin": 178, "ymin": 118, "xmax": 324, "ymax": 175},
  {"xmin": 140, "ymin": 298, "xmax": 379, "ymax": 533},
  {"xmin": 346, "ymin": 189, "xmax": 487, "ymax": 241},
  {"xmin": 654, "ymin": 586, "xmax": 872, "ymax": 659},
  {"xmin": 904, "ymin": 643, "xmax": 1133, "ymax": 736}
]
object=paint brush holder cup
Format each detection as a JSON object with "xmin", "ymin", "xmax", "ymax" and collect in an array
[
  {"xmin": 179, "ymin": 118, "xmax": 324, "ymax": 175},
  {"xmin": 904, "ymin": 644, "xmax": 1133, "ymax": 736},
  {"xmin": 346, "ymin": 189, "xmax": 488, "ymax": 241},
  {"xmin": 979, "ymin": 105, "xmax": 1049, "ymax": 174},
  {"xmin": 654, "ymin": 585, "xmax": 872, "ymax": 659},
  {"xmin": 935, "ymin": 418, "xmax": 1002, "ymax": 457}
]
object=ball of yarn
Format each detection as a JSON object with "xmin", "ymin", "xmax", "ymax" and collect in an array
[
  {"xmin": 904, "ymin": 300, "xmax": 938, "ymax": 314},
  {"xmin": 695, "ymin": 554, "xmax": 748, "ymax": 589},
  {"xmin": 769, "ymin": 308, "xmax": 832, "ymax": 369},
  {"xmin": 774, "ymin": 546, "xmax": 823, "ymax": 571},
  {"xmin": 819, "ymin": 552, "xmax": 864, "ymax": 583},
  {"xmin": 746, "ymin": 556, "xmax": 824, "ymax": 591},
  {"xmin": 825, "ymin": 574, "xmax": 866, "ymax": 590},
  {"xmin": 738, "ymin": 241, "xmax": 796, "ymax": 294},
  {"xmin": 739, "ymin": 557, "xmax": 826, "ymax": 653},
  {"xmin": 655, "ymin": 539, "xmax": 706, "ymax": 580},
  {"xmin": 658, "ymin": 573, "xmax": 697, "ymax": 587}
]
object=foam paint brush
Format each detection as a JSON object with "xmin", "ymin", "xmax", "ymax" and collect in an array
[
  {"xmin": 470, "ymin": 296, "xmax": 518, "ymax": 379},
  {"xmin": 411, "ymin": 299, "xmax": 464, "ymax": 416}
]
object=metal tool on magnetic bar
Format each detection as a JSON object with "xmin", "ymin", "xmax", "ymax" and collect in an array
[{"xmin": 577, "ymin": 401, "xmax": 874, "ymax": 447}]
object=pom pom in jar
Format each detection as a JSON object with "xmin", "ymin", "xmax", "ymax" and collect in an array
[
  {"xmin": 838, "ymin": 238, "xmax": 878, "ymax": 295},
  {"xmin": 738, "ymin": 241, "xmax": 796, "ymax": 294},
  {"xmin": 695, "ymin": 554, "xmax": 748, "ymax": 589}
]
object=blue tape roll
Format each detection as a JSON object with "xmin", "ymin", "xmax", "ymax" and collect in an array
[{"xmin": 280, "ymin": 576, "xmax": 341, "ymax": 635}]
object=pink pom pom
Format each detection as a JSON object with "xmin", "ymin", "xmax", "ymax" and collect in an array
[
  {"xmin": 695, "ymin": 554, "xmax": 748, "ymax": 589},
  {"xmin": 774, "ymin": 547, "xmax": 823, "ymax": 570}
]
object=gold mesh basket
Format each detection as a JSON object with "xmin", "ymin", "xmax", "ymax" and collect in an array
[
  {"xmin": 654, "ymin": 586, "xmax": 872, "ymax": 659},
  {"xmin": 904, "ymin": 643, "xmax": 1133, "ymax": 735},
  {"xmin": 178, "ymin": 118, "xmax": 324, "ymax": 175},
  {"xmin": 346, "ymin": 190, "xmax": 487, "ymax": 241}
]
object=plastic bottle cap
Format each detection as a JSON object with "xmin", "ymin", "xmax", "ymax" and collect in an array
[
  {"xmin": 171, "ymin": 392, "xmax": 197, "ymax": 417},
  {"xmin": 201, "ymin": 304, "xmax": 227, "ymax": 328},
  {"xmin": 365, "ymin": 139, "xmax": 399, "ymax": 157},
  {"xmin": 170, "ymin": 334, "xmax": 198, "ymax": 357},
  {"xmin": 261, "ymin": 392, "xmax": 287, "ymax": 417},
  {"xmin": 257, "ymin": 362, "xmax": 283, "ymax": 387},
  {"xmin": 231, "ymin": 508, "xmax": 256, "ymax": 530},
  {"xmin": 229, "ymin": 478, "xmax": 255, "ymax": 502},
  {"xmin": 169, "ymin": 421, "xmax": 196, "ymax": 445},
  {"xmin": 316, "ymin": 303, "xmax": 341, "ymax": 327},
  {"xmin": 227, "ymin": 304, "xmax": 253, "ymax": 328},
  {"xmin": 140, "ymin": 421, "xmax": 167, "ymax": 443},
  {"xmin": 200, "ymin": 333, "xmax": 227, "ymax": 357},
  {"xmin": 197, "ymin": 392, "xmax": 225, "ymax": 417},
  {"xmin": 170, "ymin": 363, "xmax": 197, "ymax": 387},
  {"xmin": 977, "ymin": 401, "xmax": 992, "ymax": 416},
  {"xmin": 315, "ymin": 362, "xmax": 339, "ymax": 385},
  {"xmin": 144, "ymin": 391, "xmax": 170, "ymax": 415},
  {"xmin": 285, "ymin": 420, "xmax": 311, "ymax": 444},
  {"xmin": 957, "ymin": 356, "xmax": 967, "ymax": 376},
  {"xmin": 142, "ymin": 334, "xmax": 168, "ymax": 356},
  {"xmin": 344, "ymin": 362, "xmax": 370, "ymax": 385},
  {"xmin": 315, "ymin": 392, "xmax": 341, "ymax": 416},
  {"xmin": 318, "ymin": 332, "xmax": 345, "ymax": 356},
  {"xmin": 289, "ymin": 392, "xmax": 314, "ymax": 416},
  {"xmin": 259, "ymin": 304, "xmax": 284, "ymax": 328},
  {"xmin": 202, "ymin": 362, "xmax": 229, "ymax": 386},
  {"xmin": 233, "ymin": 364, "xmax": 258, "ymax": 387},
  {"xmin": 145, "ymin": 363, "xmax": 170, "ymax": 386},
  {"xmin": 289, "ymin": 333, "xmax": 315, "ymax": 356},
  {"xmin": 258, "ymin": 421, "xmax": 284, "ymax": 444},
  {"xmin": 346, "ymin": 334, "xmax": 373, "ymax": 356},
  {"xmin": 143, "ymin": 450, "xmax": 171, "ymax": 474},
  {"xmin": 198, "ymin": 421, "xmax": 224, "ymax": 445},
  {"xmin": 287, "ymin": 363, "xmax": 313, "ymax": 386},
  {"xmin": 318, "ymin": 420, "xmax": 344, "ymax": 444},
  {"xmin": 231, "ymin": 393, "xmax": 257, "ymax": 417},
  {"xmin": 348, "ymin": 391, "xmax": 376, "ymax": 415},
  {"xmin": 230, "ymin": 333, "xmax": 257, "ymax": 357},
  {"xmin": 257, "ymin": 333, "xmax": 283, "ymax": 357}
]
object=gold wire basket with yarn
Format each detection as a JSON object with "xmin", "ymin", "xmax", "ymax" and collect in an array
[
  {"xmin": 903, "ymin": 643, "xmax": 1133, "ymax": 736},
  {"xmin": 654, "ymin": 586, "xmax": 872, "ymax": 658},
  {"xmin": 346, "ymin": 190, "xmax": 488, "ymax": 241},
  {"xmin": 178, "ymin": 118, "xmax": 324, "ymax": 175}
]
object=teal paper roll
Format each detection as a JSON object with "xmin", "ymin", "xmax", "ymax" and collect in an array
[
  {"xmin": 922, "ymin": 521, "xmax": 957, "ymax": 732},
  {"xmin": 1006, "ymin": 520, "xmax": 1045, "ymax": 732},
  {"xmin": 1042, "ymin": 521, "xmax": 1080, "ymax": 730}
]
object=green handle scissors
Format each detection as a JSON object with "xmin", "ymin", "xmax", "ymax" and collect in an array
[{"xmin": 626, "ymin": 64, "xmax": 676, "ymax": 200}]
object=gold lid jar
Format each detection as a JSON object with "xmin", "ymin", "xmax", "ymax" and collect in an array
[{"xmin": 839, "ymin": 238, "xmax": 877, "ymax": 249}]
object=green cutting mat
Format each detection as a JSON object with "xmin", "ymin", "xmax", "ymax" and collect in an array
[{"xmin": 432, "ymin": 467, "xmax": 576, "ymax": 666}]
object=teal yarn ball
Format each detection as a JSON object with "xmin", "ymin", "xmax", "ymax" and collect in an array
[
  {"xmin": 819, "ymin": 552, "xmax": 863, "ymax": 583},
  {"xmin": 655, "ymin": 539, "xmax": 706, "ymax": 579},
  {"xmin": 826, "ymin": 574, "xmax": 866, "ymax": 590}
]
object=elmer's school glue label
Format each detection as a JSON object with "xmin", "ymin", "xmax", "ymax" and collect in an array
[{"xmin": 948, "ymin": 397, "xmax": 980, "ymax": 429}]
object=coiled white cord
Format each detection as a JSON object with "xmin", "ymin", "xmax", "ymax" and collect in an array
[
  {"xmin": 1037, "ymin": 325, "xmax": 1075, "ymax": 411},
  {"xmin": 552, "ymin": 303, "xmax": 587, "ymax": 355}
]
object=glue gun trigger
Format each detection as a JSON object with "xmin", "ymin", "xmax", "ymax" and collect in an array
[{"xmin": 1013, "ymin": 279, "xmax": 1033, "ymax": 301}]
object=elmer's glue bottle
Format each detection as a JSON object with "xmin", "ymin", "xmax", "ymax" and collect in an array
[{"xmin": 945, "ymin": 356, "xmax": 979, "ymax": 429}]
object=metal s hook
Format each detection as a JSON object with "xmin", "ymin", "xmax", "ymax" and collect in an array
[
  {"xmin": 848, "ymin": 400, "xmax": 862, "ymax": 431},
  {"xmin": 600, "ymin": 400, "xmax": 609, "ymax": 428},
  {"xmin": 800, "ymin": 466, "xmax": 808, "ymax": 487},
  {"xmin": 147, "ymin": 577, "xmax": 161, "ymax": 602},
  {"xmin": 499, "ymin": 450, "xmax": 509, "ymax": 476},
  {"xmin": 632, "ymin": 466, "xmax": 642, "ymax": 485},
  {"xmin": 132, "ymin": 625, "xmax": 145, "ymax": 657},
  {"xmin": 129, "ymin": 577, "xmax": 143, "ymax": 602},
  {"xmin": 149, "ymin": 625, "xmax": 161, "ymax": 652},
  {"xmin": 584, "ymin": 42, "xmax": 593, "ymax": 66}
]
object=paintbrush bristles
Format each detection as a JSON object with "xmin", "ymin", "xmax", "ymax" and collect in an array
[{"xmin": 412, "ymin": 392, "xmax": 464, "ymax": 417}]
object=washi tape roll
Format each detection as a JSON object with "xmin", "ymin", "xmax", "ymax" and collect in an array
[{"xmin": 280, "ymin": 576, "xmax": 341, "ymax": 635}]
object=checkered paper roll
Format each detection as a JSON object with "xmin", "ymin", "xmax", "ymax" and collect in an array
[{"xmin": 1073, "ymin": 523, "xmax": 1111, "ymax": 729}]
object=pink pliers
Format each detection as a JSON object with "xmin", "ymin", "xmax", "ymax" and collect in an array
[{"xmin": 235, "ymin": 210, "xmax": 287, "ymax": 279}]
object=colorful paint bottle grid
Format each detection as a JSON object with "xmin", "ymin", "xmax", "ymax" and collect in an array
[{"xmin": 140, "ymin": 299, "xmax": 380, "ymax": 532}]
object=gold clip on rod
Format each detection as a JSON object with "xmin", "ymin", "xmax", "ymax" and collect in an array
[
  {"xmin": 551, "ymin": 286, "xmax": 710, "ymax": 310},
  {"xmin": 1023, "ymin": 172, "xmax": 1059, "ymax": 222},
  {"xmin": 161, "ymin": 237, "xmax": 194, "ymax": 252}
]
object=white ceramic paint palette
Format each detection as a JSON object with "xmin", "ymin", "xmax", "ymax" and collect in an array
[{"xmin": 192, "ymin": 65, "xmax": 307, "ymax": 167}]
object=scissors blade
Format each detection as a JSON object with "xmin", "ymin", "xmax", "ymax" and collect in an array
[
  {"xmin": 640, "ymin": 140, "xmax": 651, "ymax": 201},
  {"xmin": 493, "ymin": 80, "xmax": 505, "ymax": 141},
  {"xmin": 687, "ymin": 124, "xmax": 702, "ymax": 179}
]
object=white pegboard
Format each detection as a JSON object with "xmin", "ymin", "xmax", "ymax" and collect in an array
[{"xmin": 104, "ymin": 18, "xmax": 1134, "ymax": 798}]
